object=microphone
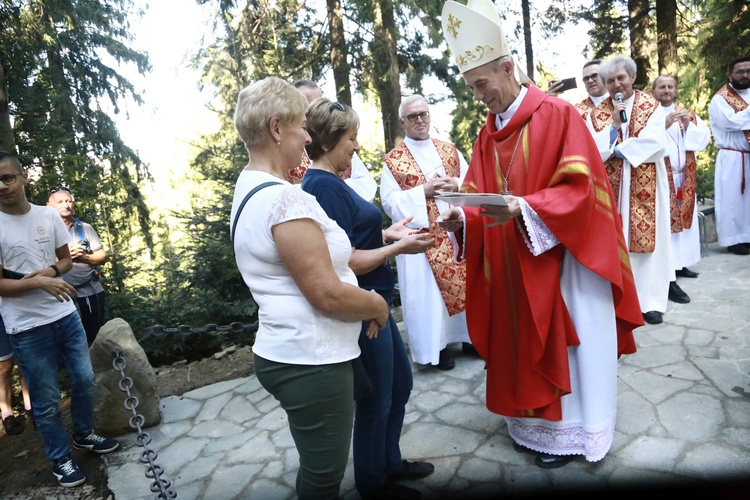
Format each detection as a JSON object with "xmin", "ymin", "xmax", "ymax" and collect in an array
[{"xmin": 614, "ymin": 92, "xmax": 628, "ymax": 123}]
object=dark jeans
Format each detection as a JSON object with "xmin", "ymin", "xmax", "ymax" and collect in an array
[
  {"xmin": 353, "ymin": 313, "xmax": 413, "ymax": 493},
  {"xmin": 9, "ymin": 312, "xmax": 96, "ymax": 462},
  {"xmin": 75, "ymin": 291, "xmax": 106, "ymax": 346},
  {"xmin": 254, "ymin": 354, "xmax": 354, "ymax": 500}
]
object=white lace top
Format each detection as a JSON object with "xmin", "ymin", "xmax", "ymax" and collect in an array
[{"xmin": 230, "ymin": 170, "xmax": 361, "ymax": 365}]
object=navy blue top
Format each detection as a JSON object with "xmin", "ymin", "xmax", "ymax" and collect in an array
[{"xmin": 301, "ymin": 168, "xmax": 395, "ymax": 301}]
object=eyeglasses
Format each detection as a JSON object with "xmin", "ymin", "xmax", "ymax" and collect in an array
[
  {"xmin": 49, "ymin": 185, "xmax": 71, "ymax": 195},
  {"xmin": 329, "ymin": 101, "xmax": 345, "ymax": 112},
  {"xmin": 732, "ymin": 69, "xmax": 750, "ymax": 76},
  {"xmin": 0, "ymin": 173, "xmax": 19, "ymax": 185},
  {"xmin": 582, "ymin": 73, "xmax": 599, "ymax": 83},
  {"xmin": 404, "ymin": 111, "xmax": 430, "ymax": 122}
]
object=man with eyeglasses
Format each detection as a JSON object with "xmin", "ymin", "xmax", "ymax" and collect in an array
[
  {"xmin": 708, "ymin": 55, "xmax": 750, "ymax": 256},
  {"xmin": 0, "ymin": 152, "xmax": 119, "ymax": 488},
  {"xmin": 651, "ymin": 74, "xmax": 711, "ymax": 301},
  {"xmin": 549, "ymin": 59, "xmax": 608, "ymax": 121},
  {"xmin": 47, "ymin": 186, "xmax": 107, "ymax": 345},
  {"xmin": 289, "ymin": 79, "xmax": 378, "ymax": 202},
  {"xmin": 380, "ymin": 95, "xmax": 473, "ymax": 371}
]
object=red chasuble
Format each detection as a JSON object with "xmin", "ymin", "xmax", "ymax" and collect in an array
[{"xmin": 461, "ymin": 85, "xmax": 641, "ymax": 421}]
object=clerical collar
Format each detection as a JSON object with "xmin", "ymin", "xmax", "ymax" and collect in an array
[
  {"xmin": 495, "ymin": 85, "xmax": 528, "ymax": 130},
  {"xmin": 404, "ymin": 136, "xmax": 432, "ymax": 149},
  {"xmin": 590, "ymin": 94, "xmax": 607, "ymax": 106}
]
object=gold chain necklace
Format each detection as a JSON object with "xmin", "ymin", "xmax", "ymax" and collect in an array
[{"xmin": 493, "ymin": 123, "xmax": 526, "ymax": 195}]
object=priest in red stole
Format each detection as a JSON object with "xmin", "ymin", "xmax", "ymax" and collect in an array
[{"xmin": 440, "ymin": 0, "xmax": 642, "ymax": 468}]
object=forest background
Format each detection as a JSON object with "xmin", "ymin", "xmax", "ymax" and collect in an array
[{"xmin": 0, "ymin": 0, "xmax": 748, "ymax": 363}]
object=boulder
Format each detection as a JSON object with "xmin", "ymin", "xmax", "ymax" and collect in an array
[{"xmin": 89, "ymin": 318, "xmax": 160, "ymax": 436}]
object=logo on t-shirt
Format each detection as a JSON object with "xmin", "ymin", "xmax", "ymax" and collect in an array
[{"xmin": 36, "ymin": 225, "xmax": 45, "ymax": 235}]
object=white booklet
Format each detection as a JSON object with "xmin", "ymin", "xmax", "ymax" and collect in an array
[{"xmin": 435, "ymin": 193, "xmax": 508, "ymax": 207}]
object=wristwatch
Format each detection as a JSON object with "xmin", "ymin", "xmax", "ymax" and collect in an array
[{"xmin": 50, "ymin": 264, "xmax": 61, "ymax": 277}]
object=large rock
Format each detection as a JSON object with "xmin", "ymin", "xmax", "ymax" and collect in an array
[{"xmin": 89, "ymin": 318, "xmax": 160, "ymax": 436}]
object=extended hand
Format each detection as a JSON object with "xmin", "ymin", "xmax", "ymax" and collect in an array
[
  {"xmin": 436, "ymin": 207, "xmax": 464, "ymax": 232},
  {"xmin": 396, "ymin": 232, "xmax": 435, "ymax": 255},
  {"xmin": 385, "ymin": 215, "xmax": 418, "ymax": 242}
]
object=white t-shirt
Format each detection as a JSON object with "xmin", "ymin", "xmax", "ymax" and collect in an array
[
  {"xmin": 0, "ymin": 205, "xmax": 76, "ymax": 334},
  {"xmin": 230, "ymin": 170, "xmax": 361, "ymax": 365}
]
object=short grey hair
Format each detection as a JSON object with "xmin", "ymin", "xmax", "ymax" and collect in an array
[
  {"xmin": 399, "ymin": 95, "xmax": 429, "ymax": 118},
  {"xmin": 234, "ymin": 77, "xmax": 308, "ymax": 152},
  {"xmin": 598, "ymin": 55, "xmax": 637, "ymax": 82}
]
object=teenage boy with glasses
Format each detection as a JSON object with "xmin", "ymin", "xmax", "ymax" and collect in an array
[{"xmin": 0, "ymin": 152, "xmax": 119, "ymax": 488}]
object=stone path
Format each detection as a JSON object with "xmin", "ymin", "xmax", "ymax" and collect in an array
[{"xmin": 104, "ymin": 242, "xmax": 750, "ymax": 499}]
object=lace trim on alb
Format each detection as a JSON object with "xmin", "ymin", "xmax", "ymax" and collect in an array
[{"xmin": 517, "ymin": 198, "xmax": 559, "ymax": 256}]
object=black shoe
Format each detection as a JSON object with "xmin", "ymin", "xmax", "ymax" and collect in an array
[
  {"xmin": 728, "ymin": 244, "xmax": 750, "ymax": 255},
  {"xmin": 360, "ymin": 482, "xmax": 421, "ymax": 500},
  {"xmin": 668, "ymin": 281, "xmax": 690, "ymax": 303},
  {"xmin": 461, "ymin": 342, "xmax": 480, "ymax": 358},
  {"xmin": 675, "ymin": 267, "xmax": 699, "ymax": 278},
  {"xmin": 387, "ymin": 460, "xmax": 435, "ymax": 482},
  {"xmin": 512, "ymin": 440, "xmax": 533, "ymax": 454},
  {"xmin": 435, "ymin": 349, "xmax": 455, "ymax": 370},
  {"xmin": 643, "ymin": 311, "xmax": 663, "ymax": 325},
  {"xmin": 2, "ymin": 415, "xmax": 24, "ymax": 435},
  {"xmin": 535, "ymin": 453, "xmax": 574, "ymax": 469}
]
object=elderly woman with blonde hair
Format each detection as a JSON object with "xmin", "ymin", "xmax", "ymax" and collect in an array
[{"xmin": 230, "ymin": 77, "xmax": 389, "ymax": 499}]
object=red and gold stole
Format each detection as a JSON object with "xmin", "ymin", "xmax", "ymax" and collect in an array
[
  {"xmin": 574, "ymin": 96, "xmax": 595, "ymax": 121},
  {"xmin": 287, "ymin": 150, "xmax": 311, "ymax": 184},
  {"xmin": 664, "ymin": 107, "xmax": 699, "ymax": 232},
  {"xmin": 590, "ymin": 90, "xmax": 660, "ymax": 253},
  {"xmin": 716, "ymin": 84, "xmax": 750, "ymax": 147},
  {"xmin": 288, "ymin": 150, "xmax": 352, "ymax": 184},
  {"xmin": 384, "ymin": 139, "xmax": 466, "ymax": 315}
]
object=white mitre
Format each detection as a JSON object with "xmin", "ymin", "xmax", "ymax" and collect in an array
[{"xmin": 441, "ymin": 0, "xmax": 532, "ymax": 84}]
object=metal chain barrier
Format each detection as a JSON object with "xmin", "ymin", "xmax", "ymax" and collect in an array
[
  {"xmin": 113, "ymin": 352, "xmax": 177, "ymax": 500},
  {"xmin": 138, "ymin": 321, "xmax": 258, "ymax": 342}
]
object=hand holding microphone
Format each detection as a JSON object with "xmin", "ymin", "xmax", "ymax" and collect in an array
[{"xmin": 614, "ymin": 92, "xmax": 628, "ymax": 124}]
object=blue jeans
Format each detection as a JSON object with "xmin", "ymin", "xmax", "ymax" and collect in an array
[
  {"xmin": 9, "ymin": 312, "xmax": 96, "ymax": 462},
  {"xmin": 353, "ymin": 313, "xmax": 413, "ymax": 492}
]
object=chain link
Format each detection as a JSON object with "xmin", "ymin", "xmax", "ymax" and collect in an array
[
  {"xmin": 138, "ymin": 321, "xmax": 258, "ymax": 342},
  {"xmin": 113, "ymin": 352, "xmax": 177, "ymax": 500}
]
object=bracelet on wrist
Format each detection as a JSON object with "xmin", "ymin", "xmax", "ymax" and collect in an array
[
  {"xmin": 50, "ymin": 264, "xmax": 61, "ymax": 277},
  {"xmin": 377, "ymin": 247, "xmax": 389, "ymax": 263}
]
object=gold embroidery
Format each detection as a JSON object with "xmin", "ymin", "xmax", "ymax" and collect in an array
[
  {"xmin": 447, "ymin": 14, "xmax": 461, "ymax": 38},
  {"xmin": 383, "ymin": 140, "xmax": 466, "ymax": 315},
  {"xmin": 457, "ymin": 44, "xmax": 495, "ymax": 67}
]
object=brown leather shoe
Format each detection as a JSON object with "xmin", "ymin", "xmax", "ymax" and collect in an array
[{"xmin": 2, "ymin": 415, "xmax": 24, "ymax": 435}]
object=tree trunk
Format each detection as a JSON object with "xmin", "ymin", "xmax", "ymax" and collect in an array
[
  {"xmin": 371, "ymin": 0, "xmax": 402, "ymax": 151},
  {"xmin": 0, "ymin": 64, "xmax": 15, "ymax": 153},
  {"xmin": 326, "ymin": 0, "xmax": 352, "ymax": 106},
  {"xmin": 521, "ymin": 0, "xmax": 534, "ymax": 81},
  {"xmin": 656, "ymin": 0, "xmax": 678, "ymax": 76},
  {"xmin": 628, "ymin": 0, "xmax": 652, "ymax": 89}
]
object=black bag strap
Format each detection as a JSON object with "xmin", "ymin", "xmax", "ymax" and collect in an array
[{"xmin": 231, "ymin": 181, "xmax": 282, "ymax": 243}]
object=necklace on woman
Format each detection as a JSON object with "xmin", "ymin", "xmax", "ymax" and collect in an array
[{"xmin": 493, "ymin": 123, "xmax": 526, "ymax": 195}]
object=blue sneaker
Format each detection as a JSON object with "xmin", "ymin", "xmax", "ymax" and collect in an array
[
  {"xmin": 52, "ymin": 458, "xmax": 86, "ymax": 487},
  {"xmin": 72, "ymin": 432, "xmax": 120, "ymax": 454}
]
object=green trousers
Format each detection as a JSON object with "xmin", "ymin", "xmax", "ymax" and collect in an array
[{"xmin": 254, "ymin": 354, "xmax": 354, "ymax": 499}]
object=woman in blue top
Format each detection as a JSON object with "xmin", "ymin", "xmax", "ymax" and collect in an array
[{"xmin": 301, "ymin": 98, "xmax": 436, "ymax": 500}]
